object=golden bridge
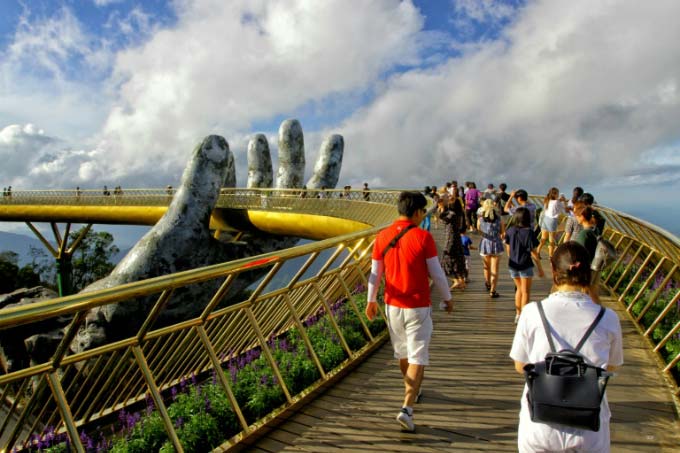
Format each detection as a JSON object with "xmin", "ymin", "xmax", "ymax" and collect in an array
[{"xmin": 0, "ymin": 188, "xmax": 679, "ymax": 452}]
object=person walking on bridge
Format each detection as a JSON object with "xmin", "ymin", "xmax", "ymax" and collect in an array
[
  {"xmin": 511, "ymin": 242, "xmax": 623, "ymax": 452},
  {"xmin": 477, "ymin": 199, "xmax": 505, "ymax": 298},
  {"xmin": 366, "ymin": 191, "xmax": 452, "ymax": 432}
]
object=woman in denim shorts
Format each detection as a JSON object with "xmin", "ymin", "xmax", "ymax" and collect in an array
[
  {"xmin": 536, "ymin": 187, "xmax": 566, "ymax": 258},
  {"xmin": 504, "ymin": 207, "xmax": 545, "ymax": 323}
]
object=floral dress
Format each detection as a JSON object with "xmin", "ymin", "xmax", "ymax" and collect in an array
[{"xmin": 439, "ymin": 207, "xmax": 466, "ymax": 278}]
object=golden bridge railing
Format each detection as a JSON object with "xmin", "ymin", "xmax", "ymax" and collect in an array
[
  {"xmin": 0, "ymin": 188, "xmax": 400, "ymax": 209},
  {"xmin": 596, "ymin": 206, "xmax": 680, "ymax": 404},
  {"xmin": 0, "ymin": 195, "xmax": 398, "ymax": 452},
  {"xmin": 216, "ymin": 188, "xmax": 401, "ymax": 228},
  {"xmin": 0, "ymin": 189, "xmax": 173, "ymax": 206}
]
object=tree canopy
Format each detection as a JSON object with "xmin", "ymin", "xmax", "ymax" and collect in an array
[
  {"xmin": 0, "ymin": 251, "xmax": 42, "ymax": 294},
  {"xmin": 0, "ymin": 227, "xmax": 120, "ymax": 295}
]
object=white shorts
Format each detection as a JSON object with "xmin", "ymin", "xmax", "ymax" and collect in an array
[{"xmin": 385, "ymin": 305, "xmax": 433, "ymax": 365}]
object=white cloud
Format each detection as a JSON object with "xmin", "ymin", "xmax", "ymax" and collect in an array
[
  {"xmin": 335, "ymin": 0, "xmax": 680, "ymax": 192},
  {"xmin": 1, "ymin": 0, "xmax": 680, "ymax": 202},
  {"xmin": 5, "ymin": 6, "xmax": 111, "ymax": 82},
  {"xmin": 94, "ymin": 0, "xmax": 124, "ymax": 6},
  {"xmin": 0, "ymin": 5, "xmax": 114, "ymax": 142},
  {"xmin": 0, "ymin": 124, "xmax": 57, "ymax": 181},
  {"xmin": 454, "ymin": 0, "xmax": 516, "ymax": 24},
  {"xmin": 93, "ymin": 0, "xmax": 426, "ymax": 180}
]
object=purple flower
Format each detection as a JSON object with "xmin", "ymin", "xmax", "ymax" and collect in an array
[
  {"xmin": 260, "ymin": 375, "xmax": 269, "ymax": 385},
  {"xmin": 175, "ymin": 416, "xmax": 184, "ymax": 428},
  {"xmin": 204, "ymin": 396, "xmax": 212, "ymax": 413},
  {"xmin": 653, "ymin": 273, "xmax": 665, "ymax": 290},
  {"xmin": 191, "ymin": 372, "xmax": 198, "ymax": 386},
  {"xmin": 145, "ymin": 393, "xmax": 155, "ymax": 415},
  {"xmin": 180, "ymin": 376, "xmax": 187, "ymax": 392},
  {"xmin": 212, "ymin": 369, "xmax": 217, "ymax": 384},
  {"xmin": 171, "ymin": 386, "xmax": 178, "ymax": 401}
]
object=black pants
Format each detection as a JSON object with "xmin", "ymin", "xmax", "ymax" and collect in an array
[{"xmin": 465, "ymin": 208, "xmax": 477, "ymax": 229}]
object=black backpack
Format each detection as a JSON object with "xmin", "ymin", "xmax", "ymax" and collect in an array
[{"xmin": 523, "ymin": 301, "xmax": 612, "ymax": 431}]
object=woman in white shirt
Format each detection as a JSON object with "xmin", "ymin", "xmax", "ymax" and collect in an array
[
  {"xmin": 510, "ymin": 242, "xmax": 623, "ymax": 453},
  {"xmin": 537, "ymin": 187, "xmax": 566, "ymax": 258}
]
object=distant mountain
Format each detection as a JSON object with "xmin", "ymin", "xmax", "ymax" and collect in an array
[
  {"xmin": 0, "ymin": 231, "xmax": 45, "ymax": 266},
  {"xmin": 0, "ymin": 231, "xmax": 131, "ymax": 266},
  {"xmin": 112, "ymin": 247, "xmax": 131, "ymax": 264}
]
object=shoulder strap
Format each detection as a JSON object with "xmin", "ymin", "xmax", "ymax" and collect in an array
[
  {"xmin": 381, "ymin": 224, "xmax": 416, "ymax": 258},
  {"xmin": 574, "ymin": 306, "xmax": 606, "ymax": 352},
  {"xmin": 537, "ymin": 301, "xmax": 606, "ymax": 353},
  {"xmin": 536, "ymin": 301, "xmax": 557, "ymax": 353}
]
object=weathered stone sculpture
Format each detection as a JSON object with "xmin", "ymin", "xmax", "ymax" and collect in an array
[
  {"xmin": 307, "ymin": 135, "xmax": 344, "ymax": 189},
  {"xmin": 247, "ymin": 134, "xmax": 273, "ymax": 188},
  {"xmin": 0, "ymin": 287, "xmax": 60, "ymax": 372},
  {"xmin": 69, "ymin": 119, "xmax": 344, "ymax": 353},
  {"xmin": 276, "ymin": 119, "xmax": 305, "ymax": 188}
]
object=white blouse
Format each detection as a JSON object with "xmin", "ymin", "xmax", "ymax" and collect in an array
[
  {"xmin": 543, "ymin": 199, "xmax": 566, "ymax": 219},
  {"xmin": 510, "ymin": 292, "xmax": 624, "ymax": 453}
]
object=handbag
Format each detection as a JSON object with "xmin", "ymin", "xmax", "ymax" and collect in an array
[{"xmin": 523, "ymin": 301, "xmax": 611, "ymax": 431}]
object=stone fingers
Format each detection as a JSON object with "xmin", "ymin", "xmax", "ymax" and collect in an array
[
  {"xmin": 169, "ymin": 135, "xmax": 231, "ymax": 226},
  {"xmin": 246, "ymin": 119, "xmax": 344, "ymax": 192},
  {"xmin": 247, "ymin": 134, "xmax": 273, "ymax": 188},
  {"xmin": 223, "ymin": 151, "xmax": 236, "ymax": 188},
  {"xmin": 306, "ymin": 134, "xmax": 344, "ymax": 189},
  {"xmin": 275, "ymin": 119, "xmax": 305, "ymax": 188}
]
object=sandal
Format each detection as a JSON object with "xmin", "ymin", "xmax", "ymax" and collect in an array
[
  {"xmin": 485, "ymin": 281, "xmax": 491, "ymax": 291},
  {"xmin": 490, "ymin": 291, "xmax": 500, "ymax": 298}
]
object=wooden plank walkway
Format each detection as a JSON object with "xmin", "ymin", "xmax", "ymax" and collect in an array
[{"xmin": 244, "ymin": 226, "xmax": 680, "ymax": 452}]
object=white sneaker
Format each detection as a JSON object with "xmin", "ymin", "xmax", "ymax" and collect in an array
[{"xmin": 397, "ymin": 408, "xmax": 415, "ymax": 432}]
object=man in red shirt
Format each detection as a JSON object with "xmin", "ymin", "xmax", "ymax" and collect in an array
[{"xmin": 366, "ymin": 191, "xmax": 452, "ymax": 432}]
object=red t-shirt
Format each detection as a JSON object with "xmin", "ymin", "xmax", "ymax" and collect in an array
[{"xmin": 372, "ymin": 219, "xmax": 438, "ymax": 309}]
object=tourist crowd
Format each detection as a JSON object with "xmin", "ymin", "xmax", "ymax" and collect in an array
[{"xmin": 367, "ymin": 181, "xmax": 621, "ymax": 452}]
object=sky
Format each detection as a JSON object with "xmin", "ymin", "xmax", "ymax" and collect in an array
[{"xmin": 1, "ymin": 0, "xmax": 679, "ymax": 244}]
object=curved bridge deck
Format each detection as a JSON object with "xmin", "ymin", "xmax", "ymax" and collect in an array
[{"xmin": 245, "ymin": 227, "xmax": 680, "ymax": 452}]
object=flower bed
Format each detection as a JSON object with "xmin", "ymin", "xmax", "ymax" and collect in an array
[
  {"xmin": 605, "ymin": 263, "xmax": 680, "ymax": 382},
  {"xmin": 23, "ymin": 290, "xmax": 385, "ymax": 453}
]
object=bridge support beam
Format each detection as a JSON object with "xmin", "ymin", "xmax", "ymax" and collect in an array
[{"xmin": 25, "ymin": 222, "xmax": 92, "ymax": 297}]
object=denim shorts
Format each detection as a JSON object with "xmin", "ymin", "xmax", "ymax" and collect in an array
[
  {"xmin": 540, "ymin": 215, "xmax": 559, "ymax": 232},
  {"xmin": 509, "ymin": 267, "xmax": 534, "ymax": 279}
]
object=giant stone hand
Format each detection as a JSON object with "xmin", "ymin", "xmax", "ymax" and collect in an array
[{"xmin": 72, "ymin": 119, "xmax": 343, "ymax": 353}]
